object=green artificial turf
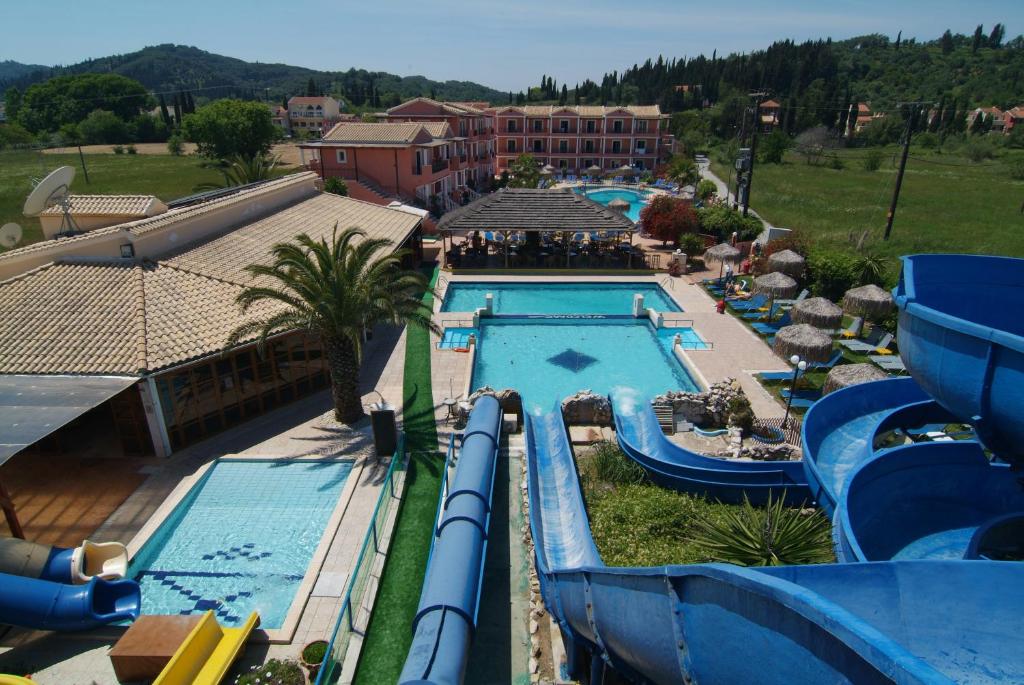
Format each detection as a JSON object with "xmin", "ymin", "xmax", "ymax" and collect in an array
[{"xmin": 352, "ymin": 265, "xmax": 442, "ymax": 684}]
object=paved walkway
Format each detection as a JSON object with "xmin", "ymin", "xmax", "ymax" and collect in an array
[{"xmin": 697, "ymin": 157, "xmax": 777, "ymax": 236}]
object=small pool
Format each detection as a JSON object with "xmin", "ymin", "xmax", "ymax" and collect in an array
[
  {"xmin": 442, "ymin": 282, "xmax": 680, "ymax": 314},
  {"xmin": 129, "ymin": 459, "xmax": 353, "ymax": 629},
  {"xmin": 471, "ymin": 319, "xmax": 701, "ymax": 411},
  {"xmin": 577, "ymin": 187, "xmax": 651, "ymax": 222}
]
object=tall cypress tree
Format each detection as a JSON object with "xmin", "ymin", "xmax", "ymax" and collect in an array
[
  {"xmin": 972, "ymin": 25, "xmax": 984, "ymax": 53},
  {"xmin": 172, "ymin": 93, "xmax": 182, "ymax": 126},
  {"xmin": 158, "ymin": 94, "xmax": 172, "ymax": 127},
  {"xmin": 185, "ymin": 91, "xmax": 195, "ymax": 114}
]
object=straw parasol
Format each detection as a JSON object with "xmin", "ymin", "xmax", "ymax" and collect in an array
[
  {"xmin": 842, "ymin": 284, "xmax": 894, "ymax": 320},
  {"xmin": 610, "ymin": 164, "xmax": 638, "ymax": 176},
  {"xmin": 702, "ymin": 243, "xmax": 740, "ymax": 279},
  {"xmin": 791, "ymin": 297, "xmax": 843, "ymax": 329},
  {"xmin": 773, "ymin": 324, "xmax": 834, "ymax": 363},
  {"xmin": 822, "ymin": 363, "xmax": 889, "ymax": 396},
  {"xmin": 767, "ymin": 249, "xmax": 806, "ymax": 278},
  {"xmin": 754, "ymin": 271, "xmax": 799, "ymax": 300},
  {"xmin": 585, "ymin": 164, "xmax": 603, "ymax": 176},
  {"xmin": 608, "ymin": 197, "xmax": 631, "ymax": 214},
  {"xmin": 540, "ymin": 164, "xmax": 556, "ymax": 176}
]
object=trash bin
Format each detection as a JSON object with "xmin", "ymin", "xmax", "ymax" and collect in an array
[{"xmin": 370, "ymin": 401, "xmax": 397, "ymax": 456}]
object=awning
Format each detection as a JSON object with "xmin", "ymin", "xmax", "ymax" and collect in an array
[{"xmin": 0, "ymin": 375, "xmax": 139, "ymax": 465}]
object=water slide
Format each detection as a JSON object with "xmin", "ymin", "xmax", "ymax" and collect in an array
[
  {"xmin": 0, "ymin": 537, "xmax": 139, "ymax": 631},
  {"xmin": 523, "ymin": 408, "xmax": 1024, "ymax": 684},
  {"xmin": 399, "ymin": 396, "xmax": 502, "ymax": 685},
  {"xmin": 609, "ymin": 389, "xmax": 810, "ymax": 504}
]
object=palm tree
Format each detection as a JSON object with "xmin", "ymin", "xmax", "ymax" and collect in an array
[
  {"xmin": 666, "ymin": 156, "xmax": 700, "ymax": 190},
  {"xmin": 228, "ymin": 225, "xmax": 437, "ymax": 423},
  {"xmin": 194, "ymin": 153, "xmax": 281, "ymax": 191}
]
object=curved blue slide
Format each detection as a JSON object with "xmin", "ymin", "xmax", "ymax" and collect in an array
[
  {"xmin": 523, "ymin": 408, "xmax": 1024, "ymax": 684},
  {"xmin": 610, "ymin": 389, "xmax": 809, "ymax": 504},
  {"xmin": 0, "ymin": 537, "xmax": 140, "ymax": 631},
  {"xmin": 399, "ymin": 396, "xmax": 502, "ymax": 685}
]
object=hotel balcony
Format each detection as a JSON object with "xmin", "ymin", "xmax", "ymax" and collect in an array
[{"xmin": 432, "ymin": 157, "xmax": 449, "ymax": 173}]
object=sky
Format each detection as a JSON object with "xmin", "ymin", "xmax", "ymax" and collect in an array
[{"xmin": 4, "ymin": 0, "xmax": 1024, "ymax": 92}]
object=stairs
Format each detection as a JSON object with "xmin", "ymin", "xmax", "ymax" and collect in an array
[
  {"xmin": 345, "ymin": 179, "xmax": 396, "ymax": 207},
  {"xmin": 653, "ymin": 403, "xmax": 675, "ymax": 435}
]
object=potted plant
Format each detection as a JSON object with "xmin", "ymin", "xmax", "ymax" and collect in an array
[{"xmin": 301, "ymin": 640, "xmax": 328, "ymax": 680}]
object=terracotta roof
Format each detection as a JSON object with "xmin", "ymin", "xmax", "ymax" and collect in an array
[
  {"xmin": 0, "ymin": 192, "xmax": 422, "ymax": 375},
  {"xmin": 387, "ymin": 97, "xmax": 487, "ymax": 116},
  {"xmin": 495, "ymin": 105, "xmax": 662, "ymax": 117},
  {"xmin": 437, "ymin": 188, "xmax": 635, "ymax": 233},
  {"xmin": 288, "ymin": 96, "xmax": 339, "ymax": 106},
  {"xmin": 41, "ymin": 195, "xmax": 165, "ymax": 217},
  {"xmin": 761, "ymin": 100, "xmax": 781, "ymax": 109},
  {"xmin": 422, "ymin": 121, "xmax": 453, "ymax": 138},
  {"xmin": 321, "ymin": 122, "xmax": 438, "ymax": 144}
]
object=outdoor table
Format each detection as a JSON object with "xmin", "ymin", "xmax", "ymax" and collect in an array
[{"xmin": 109, "ymin": 614, "xmax": 203, "ymax": 683}]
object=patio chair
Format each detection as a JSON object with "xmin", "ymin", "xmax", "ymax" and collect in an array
[
  {"xmin": 758, "ymin": 367, "xmax": 804, "ymax": 381},
  {"xmin": 839, "ymin": 328, "xmax": 889, "ymax": 353},
  {"xmin": 751, "ymin": 312, "xmax": 792, "ymax": 335},
  {"xmin": 870, "ymin": 355, "xmax": 907, "ymax": 373},
  {"xmin": 743, "ymin": 303, "xmax": 781, "ymax": 320},
  {"xmin": 780, "ymin": 388, "xmax": 822, "ymax": 401},
  {"xmin": 779, "ymin": 392, "xmax": 818, "ymax": 409},
  {"xmin": 808, "ymin": 349, "xmax": 844, "ymax": 370},
  {"xmin": 776, "ymin": 289, "xmax": 810, "ymax": 308},
  {"xmin": 613, "ymin": 176, "xmax": 624, "ymax": 184},
  {"xmin": 567, "ymin": 174, "xmax": 577, "ymax": 182},
  {"xmin": 839, "ymin": 316, "xmax": 864, "ymax": 339},
  {"xmin": 729, "ymin": 294, "xmax": 768, "ymax": 311}
]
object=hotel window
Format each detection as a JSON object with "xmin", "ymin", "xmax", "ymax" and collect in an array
[
  {"xmin": 507, "ymin": 120, "xmax": 517, "ymax": 132},
  {"xmin": 507, "ymin": 140, "xmax": 516, "ymax": 153},
  {"xmin": 583, "ymin": 159, "xmax": 592, "ymax": 168},
  {"xmin": 558, "ymin": 140, "xmax": 568, "ymax": 153},
  {"xmin": 612, "ymin": 120, "xmax": 623, "ymax": 133},
  {"xmin": 336, "ymin": 150, "xmax": 347, "ymax": 164},
  {"xmin": 533, "ymin": 120, "xmax": 543, "ymax": 132},
  {"xmin": 635, "ymin": 140, "xmax": 646, "ymax": 153},
  {"xmin": 586, "ymin": 120, "xmax": 596, "ymax": 133},
  {"xmin": 559, "ymin": 159, "xmax": 568, "ymax": 169},
  {"xmin": 533, "ymin": 140, "xmax": 543, "ymax": 152},
  {"xmin": 611, "ymin": 141, "xmax": 622, "ymax": 153},
  {"xmin": 584, "ymin": 140, "xmax": 594, "ymax": 153},
  {"xmin": 637, "ymin": 120, "xmax": 648, "ymax": 132},
  {"xmin": 559, "ymin": 119, "xmax": 569, "ymax": 132}
]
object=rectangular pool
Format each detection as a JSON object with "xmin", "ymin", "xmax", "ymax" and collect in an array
[
  {"xmin": 129, "ymin": 459, "xmax": 353, "ymax": 629},
  {"xmin": 471, "ymin": 319, "xmax": 701, "ymax": 411},
  {"xmin": 441, "ymin": 282, "xmax": 681, "ymax": 314}
]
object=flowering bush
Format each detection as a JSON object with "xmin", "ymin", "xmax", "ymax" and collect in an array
[
  {"xmin": 234, "ymin": 658, "xmax": 305, "ymax": 685},
  {"xmin": 639, "ymin": 195, "xmax": 699, "ymax": 246}
]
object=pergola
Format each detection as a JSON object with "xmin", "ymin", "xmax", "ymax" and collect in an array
[{"xmin": 437, "ymin": 188, "xmax": 637, "ymax": 267}]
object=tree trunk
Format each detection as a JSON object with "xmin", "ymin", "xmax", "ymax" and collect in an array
[{"xmin": 324, "ymin": 335, "xmax": 364, "ymax": 423}]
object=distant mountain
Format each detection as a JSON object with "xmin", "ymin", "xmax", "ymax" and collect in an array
[
  {"xmin": 1, "ymin": 44, "xmax": 504, "ymax": 106},
  {"xmin": 0, "ymin": 60, "xmax": 48, "ymax": 84}
]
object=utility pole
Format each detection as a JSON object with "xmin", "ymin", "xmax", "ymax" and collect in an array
[
  {"xmin": 884, "ymin": 102, "xmax": 927, "ymax": 241},
  {"xmin": 743, "ymin": 91, "xmax": 770, "ymax": 217}
]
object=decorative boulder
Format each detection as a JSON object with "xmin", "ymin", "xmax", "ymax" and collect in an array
[{"xmin": 561, "ymin": 390, "xmax": 612, "ymax": 426}]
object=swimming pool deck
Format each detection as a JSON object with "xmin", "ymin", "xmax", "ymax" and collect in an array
[
  {"xmin": 434, "ymin": 273, "xmax": 790, "ymax": 419},
  {"xmin": 0, "ymin": 325, "xmax": 409, "ymax": 684}
]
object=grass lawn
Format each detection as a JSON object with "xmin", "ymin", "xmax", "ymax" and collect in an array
[
  {"xmin": 710, "ymin": 146, "xmax": 1024, "ymax": 265},
  {"xmin": 353, "ymin": 266, "xmax": 442, "ymax": 685},
  {"xmin": 0, "ymin": 149, "xmax": 293, "ymax": 251}
]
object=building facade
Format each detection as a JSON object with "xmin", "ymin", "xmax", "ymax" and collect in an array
[
  {"xmin": 286, "ymin": 96, "xmax": 344, "ymax": 136},
  {"xmin": 493, "ymin": 105, "xmax": 671, "ymax": 174}
]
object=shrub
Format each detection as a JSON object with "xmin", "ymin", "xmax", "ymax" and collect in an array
[
  {"xmin": 302, "ymin": 640, "xmax": 327, "ymax": 664},
  {"xmin": 235, "ymin": 659, "xmax": 305, "ymax": 685},
  {"xmin": 579, "ymin": 441, "xmax": 648, "ymax": 490},
  {"xmin": 679, "ymin": 232, "xmax": 706, "ymax": 259},
  {"xmin": 639, "ymin": 195, "xmax": 699, "ymax": 246},
  {"xmin": 915, "ymin": 131, "xmax": 939, "ymax": 149},
  {"xmin": 112, "ymin": 144, "xmax": 125, "ymax": 154},
  {"xmin": 827, "ymin": 154, "xmax": 844, "ymax": 170},
  {"xmin": 1009, "ymin": 158, "xmax": 1024, "ymax": 181},
  {"xmin": 806, "ymin": 251, "xmax": 858, "ymax": 300},
  {"xmin": 323, "ymin": 176, "xmax": 349, "ymax": 196},
  {"xmin": 762, "ymin": 232, "xmax": 813, "ymax": 259},
  {"xmin": 125, "ymin": 144, "xmax": 137, "ymax": 154},
  {"xmin": 851, "ymin": 253, "xmax": 890, "ymax": 287},
  {"xmin": 861, "ymin": 149, "xmax": 884, "ymax": 171},
  {"xmin": 0, "ymin": 121, "xmax": 35, "ymax": 149},
  {"xmin": 78, "ymin": 108, "xmax": 130, "ymax": 145},
  {"xmin": 691, "ymin": 493, "xmax": 834, "ymax": 566},
  {"xmin": 963, "ymin": 137, "xmax": 997, "ymax": 163},
  {"xmin": 696, "ymin": 204, "xmax": 763, "ymax": 242},
  {"xmin": 695, "ymin": 179, "xmax": 717, "ymax": 202},
  {"xmin": 758, "ymin": 129, "xmax": 791, "ymax": 164},
  {"xmin": 166, "ymin": 134, "xmax": 184, "ymax": 156},
  {"xmin": 727, "ymin": 395, "xmax": 755, "ymax": 437}
]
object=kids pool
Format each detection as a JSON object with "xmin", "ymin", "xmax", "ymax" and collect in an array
[{"xmin": 442, "ymin": 281, "xmax": 680, "ymax": 314}]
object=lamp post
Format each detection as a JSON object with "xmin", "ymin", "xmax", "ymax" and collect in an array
[{"xmin": 783, "ymin": 354, "xmax": 809, "ymax": 429}]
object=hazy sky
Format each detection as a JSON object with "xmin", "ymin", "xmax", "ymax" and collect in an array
[{"xmin": 4, "ymin": 0, "xmax": 1023, "ymax": 91}]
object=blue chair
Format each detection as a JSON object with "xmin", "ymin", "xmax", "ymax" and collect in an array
[
  {"xmin": 729, "ymin": 294, "xmax": 768, "ymax": 311},
  {"xmin": 751, "ymin": 312, "xmax": 792, "ymax": 335},
  {"xmin": 808, "ymin": 349, "xmax": 844, "ymax": 370},
  {"xmin": 743, "ymin": 304, "xmax": 781, "ymax": 320}
]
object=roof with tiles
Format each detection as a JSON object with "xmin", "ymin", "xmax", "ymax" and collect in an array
[
  {"xmin": 387, "ymin": 97, "xmax": 487, "ymax": 116},
  {"xmin": 321, "ymin": 121, "xmax": 442, "ymax": 145},
  {"xmin": 437, "ymin": 188, "xmax": 634, "ymax": 233},
  {"xmin": 0, "ymin": 188, "xmax": 422, "ymax": 376},
  {"xmin": 494, "ymin": 104, "xmax": 662, "ymax": 117},
  {"xmin": 41, "ymin": 194, "xmax": 165, "ymax": 217}
]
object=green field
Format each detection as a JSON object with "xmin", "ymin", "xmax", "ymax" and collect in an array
[
  {"xmin": 0, "ymin": 150, "xmax": 231, "ymax": 250},
  {"xmin": 710, "ymin": 146, "xmax": 1024, "ymax": 263}
]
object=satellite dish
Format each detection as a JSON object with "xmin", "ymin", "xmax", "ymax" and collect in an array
[
  {"xmin": 23, "ymin": 166, "xmax": 79, "ymax": 236},
  {"xmin": 0, "ymin": 223, "xmax": 23, "ymax": 249}
]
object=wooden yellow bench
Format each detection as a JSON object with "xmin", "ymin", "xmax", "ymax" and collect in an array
[{"xmin": 153, "ymin": 611, "xmax": 260, "ymax": 685}]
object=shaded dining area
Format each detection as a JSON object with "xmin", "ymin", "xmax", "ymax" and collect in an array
[{"xmin": 437, "ymin": 188, "xmax": 659, "ymax": 270}]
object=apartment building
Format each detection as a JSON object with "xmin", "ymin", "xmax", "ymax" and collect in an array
[
  {"xmin": 286, "ymin": 96, "xmax": 344, "ymax": 135},
  {"xmin": 493, "ymin": 105, "xmax": 671, "ymax": 173}
]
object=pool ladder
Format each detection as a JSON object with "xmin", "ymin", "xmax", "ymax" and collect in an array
[{"xmin": 660, "ymin": 276, "xmax": 675, "ymax": 290}]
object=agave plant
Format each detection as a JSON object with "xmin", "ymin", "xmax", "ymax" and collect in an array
[
  {"xmin": 692, "ymin": 493, "xmax": 833, "ymax": 566},
  {"xmin": 194, "ymin": 153, "xmax": 280, "ymax": 191},
  {"xmin": 852, "ymin": 253, "xmax": 889, "ymax": 287}
]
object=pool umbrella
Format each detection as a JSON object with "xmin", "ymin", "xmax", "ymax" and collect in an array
[
  {"xmin": 773, "ymin": 323, "xmax": 834, "ymax": 364},
  {"xmin": 609, "ymin": 164, "xmax": 638, "ymax": 177},
  {"xmin": 608, "ymin": 197, "xmax": 631, "ymax": 214},
  {"xmin": 842, "ymin": 284, "xmax": 894, "ymax": 320},
  {"xmin": 767, "ymin": 249, "xmax": 806, "ymax": 278},
  {"xmin": 822, "ymin": 363, "xmax": 888, "ymax": 396},
  {"xmin": 703, "ymin": 242, "xmax": 740, "ymax": 278},
  {"xmin": 754, "ymin": 271, "xmax": 799, "ymax": 319},
  {"xmin": 791, "ymin": 297, "xmax": 843, "ymax": 330},
  {"xmin": 540, "ymin": 164, "xmax": 556, "ymax": 176},
  {"xmin": 585, "ymin": 164, "xmax": 603, "ymax": 177}
]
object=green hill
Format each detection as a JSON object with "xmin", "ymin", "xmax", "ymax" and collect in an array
[
  {"xmin": 0, "ymin": 60, "xmax": 48, "ymax": 84},
  {"xmin": 2, "ymin": 44, "xmax": 505, "ymax": 106}
]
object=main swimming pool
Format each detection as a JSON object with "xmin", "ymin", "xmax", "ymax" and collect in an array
[
  {"xmin": 129, "ymin": 459, "xmax": 352, "ymax": 629},
  {"xmin": 471, "ymin": 319, "xmax": 702, "ymax": 410},
  {"xmin": 442, "ymin": 282, "xmax": 680, "ymax": 314},
  {"xmin": 576, "ymin": 187, "xmax": 652, "ymax": 222}
]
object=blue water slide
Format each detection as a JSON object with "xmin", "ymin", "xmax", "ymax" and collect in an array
[
  {"xmin": 895, "ymin": 254, "xmax": 1024, "ymax": 465},
  {"xmin": 0, "ymin": 573, "xmax": 140, "ymax": 631},
  {"xmin": 399, "ymin": 396, "xmax": 502, "ymax": 685},
  {"xmin": 523, "ymin": 408, "xmax": 1024, "ymax": 684},
  {"xmin": 609, "ymin": 389, "xmax": 809, "ymax": 504},
  {"xmin": 0, "ymin": 537, "xmax": 76, "ymax": 584}
]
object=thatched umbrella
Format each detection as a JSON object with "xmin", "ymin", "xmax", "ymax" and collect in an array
[
  {"xmin": 703, "ymin": 243, "xmax": 740, "ymax": 278},
  {"xmin": 540, "ymin": 164, "xmax": 556, "ymax": 176},
  {"xmin": 609, "ymin": 164, "xmax": 638, "ymax": 177},
  {"xmin": 585, "ymin": 164, "xmax": 603, "ymax": 177},
  {"xmin": 608, "ymin": 197, "xmax": 631, "ymax": 214},
  {"xmin": 773, "ymin": 324, "xmax": 834, "ymax": 363},
  {"xmin": 754, "ymin": 271, "xmax": 798, "ymax": 316},
  {"xmin": 842, "ymin": 284, "xmax": 894, "ymax": 320},
  {"xmin": 791, "ymin": 297, "xmax": 843, "ymax": 329},
  {"xmin": 767, "ymin": 249, "xmax": 806, "ymax": 278},
  {"xmin": 823, "ymin": 363, "xmax": 889, "ymax": 396}
]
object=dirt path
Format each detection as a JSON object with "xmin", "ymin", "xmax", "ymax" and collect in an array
[{"xmin": 43, "ymin": 142, "xmax": 304, "ymax": 166}]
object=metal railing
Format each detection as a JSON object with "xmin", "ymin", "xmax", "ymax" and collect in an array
[
  {"xmin": 753, "ymin": 416, "xmax": 803, "ymax": 447},
  {"xmin": 432, "ymin": 157, "xmax": 449, "ymax": 173},
  {"xmin": 315, "ymin": 434, "xmax": 407, "ymax": 685},
  {"xmin": 660, "ymin": 315, "xmax": 695, "ymax": 328},
  {"xmin": 659, "ymin": 276, "xmax": 676, "ymax": 290}
]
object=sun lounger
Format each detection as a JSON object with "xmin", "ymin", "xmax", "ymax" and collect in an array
[
  {"xmin": 839, "ymin": 316, "xmax": 864, "ymax": 339},
  {"xmin": 870, "ymin": 354, "xmax": 906, "ymax": 373},
  {"xmin": 758, "ymin": 368, "xmax": 803, "ymax": 381},
  {"xmin": 751, "ymin": 313, "xmax": 792, "ymax": 335},
  {"xmin": 780, "ymin": 388, "xmax": 822, "ymax": 401},
  {"xmin": 840, "ymin": 331, "xmax": 892, "ymax": 354},
  {"xmin": 808, "ymin": 349, "xmax": 845, "ymax": 370},
  {"xmin": 775, "ymin": 289, "xmax": 810, "ymax": 307},
  {"xmin": 743, "ymin": 304, "xmax": 781, "ymax": 320},
  {"xmin": 729, "ymin": 294, "xmax": 768, "ymax": 311},
  {"xmin": 779, "ymin": 392, "xmax": 818, "ymax": 409}
]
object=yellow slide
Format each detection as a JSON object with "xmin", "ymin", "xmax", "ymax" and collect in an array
[
  {"xmin": 153, "ymin": 610, "xmax": 260, "ymax": 685},
  {"xmin": 0, "ymin": 676, "xmax": 34, "ymax": 684}
]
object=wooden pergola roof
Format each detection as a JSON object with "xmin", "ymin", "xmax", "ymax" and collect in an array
[{"xmin": 437, "ymin": 188, "xmax": 635, "ymax": 233}]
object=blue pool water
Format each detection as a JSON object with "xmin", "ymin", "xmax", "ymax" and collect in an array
[
  {"xmin": 577, "ymin": 187, "xmax": 651, "ymax": 222},
  {"xmin": 442, "ymin": 282, "xmax": 680, "ymax": 314},
  {"xmin": 472, "ymin": 320, "xmax": 700, "ymax": 411},
  {"xmin": 129, "ymin": 459, "xmax": 353, "ymax": 628}
]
